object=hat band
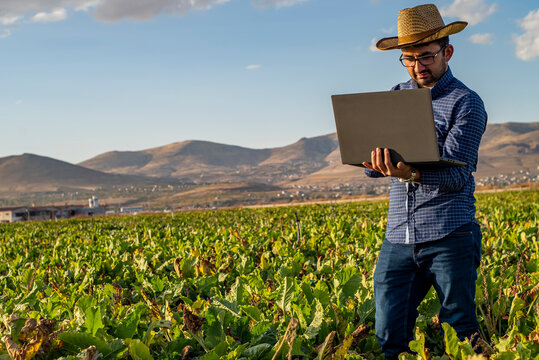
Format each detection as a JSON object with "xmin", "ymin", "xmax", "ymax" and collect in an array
[{"xmin": 398, "ymin": 26, "xmax": 444, "ymax": 45}]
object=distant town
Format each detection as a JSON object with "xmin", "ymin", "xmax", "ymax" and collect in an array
[{"xmin": 1, "ymin": 168, "xmax": 536, "ymax": 223}]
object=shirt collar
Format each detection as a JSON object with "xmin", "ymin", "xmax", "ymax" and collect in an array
[
  {"xmin": 408, "ymin": 67, "xmax": 454, "ymax": 98},
  {"xmin": 430, "ymin": 67, "xmax": 453, "ymax": 99}
]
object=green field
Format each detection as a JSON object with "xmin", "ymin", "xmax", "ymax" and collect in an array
[{"xmin": 0, "ymin": 190, "xmax": 537, "ymax": 359}]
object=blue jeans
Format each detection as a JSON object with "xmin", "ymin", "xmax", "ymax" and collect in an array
[{"xmin": 373, "ymin": 223, "xmax": 482, "ymax": 360}]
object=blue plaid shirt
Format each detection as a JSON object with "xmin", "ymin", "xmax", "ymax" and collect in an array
[{"xmin": 365, "ymin": 68, "xmax": 487, "ymax": 244}]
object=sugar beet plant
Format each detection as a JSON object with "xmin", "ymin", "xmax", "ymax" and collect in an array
[{"xmin": 0, "ymin": 190, "xmax": 537, "ymax": 359}]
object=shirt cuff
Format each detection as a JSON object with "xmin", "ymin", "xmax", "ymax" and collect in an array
[{"xmin": 365, "ymin": 168, "xmax": 385, "ymax": 178}]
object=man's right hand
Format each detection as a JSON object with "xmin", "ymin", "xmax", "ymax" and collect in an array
[{"xmin": 362, "ymin": 148, "xmax": 419, "ymax": 182}]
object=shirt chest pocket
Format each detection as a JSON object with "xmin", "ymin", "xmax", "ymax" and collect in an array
[
  {"xmin": 433, "ymin": 112, "xmax": 452, "ymax": 151},
  {"xmin": 433, "ymin": 110, "xmax": 451, "ymax": 132}
]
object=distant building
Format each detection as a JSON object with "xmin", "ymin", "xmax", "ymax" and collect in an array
[
  {"xmin": 0, "ymin": 206, "xmax": 60, "ymax": 222},
  {"xmin": 119, "ymin": 207, "xmax": 144, "ymax": 214},
  {"xmin": 0, "ymin": 207, "xmax": 29, "ymax": 223},
  {"xmin": 77, "ymin": 205, "xmax": 105, "ymax": 217},
  {"xmin": 0, "ymin": 198, "xmax": 106, "ymax": 223}
]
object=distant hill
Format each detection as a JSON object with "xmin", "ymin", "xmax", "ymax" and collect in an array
[
  {"xmin": 79, "ymin": 135, "xmax": 339, "ymax": 183},
  {"xmin": 0, "ymin": 153, "xmax": 166, "ymax": 194},
  {"xmin": 477, "ymin": 122, "xmax": 538, "ymax": 177},
  {"xmin": 79, "ymin": 122, "xmax": 538, "ymax": 185}
]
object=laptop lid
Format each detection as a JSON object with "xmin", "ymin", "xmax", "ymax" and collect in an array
[{"xmin": 331, "ymin": 88, "xmax": 466, "ymax": 169}]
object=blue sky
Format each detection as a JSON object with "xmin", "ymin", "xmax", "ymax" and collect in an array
[{"xmin": 0, "ymin": 0, "xmax": 538, "ymax": 164}]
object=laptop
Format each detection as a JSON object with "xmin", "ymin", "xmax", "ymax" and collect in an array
[{"xmin": 331, "ymin": 88, "xmax": 466, "ymax": 169}]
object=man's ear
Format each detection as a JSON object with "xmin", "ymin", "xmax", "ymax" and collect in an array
[{"xmin": 444, "ymin": 44, "xmax": 454, "ymax": 62}]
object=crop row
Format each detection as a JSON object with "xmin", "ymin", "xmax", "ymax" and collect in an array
[{"xmin": 0, "ymin": 190, "xmax": 537, "ymax": 359}]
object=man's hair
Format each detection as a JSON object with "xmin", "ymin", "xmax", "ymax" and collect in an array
[
  {"xmin": 409, "ymin": 36, "xmax": 449, "ymax": 49},
  {"xmin": 432, "ymin": 37, "xmax": 450, "ymax": 48}
]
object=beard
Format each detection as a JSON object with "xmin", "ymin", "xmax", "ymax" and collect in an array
[
  {"xmin": 413, "ymin": 70, "xmax": 437, "ymax": 88},
  {"xmin": 412, "ymin": 60, "xmax": 448, "ymax": 88}
]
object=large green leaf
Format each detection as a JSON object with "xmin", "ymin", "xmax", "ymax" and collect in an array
[
  {"xmin": 227, "ymin": 277, "xmax": 246, "ymax": 305},
  {"xmin": 300, "ymin": 281, "xmax": 314, "ymax": 304},
  {"xmin": 442, "ymin": 323, "xmax": 459, "ymax": 359},
  {"xmin": 213, "ymin": 297, "xmax": 241, "ymax": 317},
  {"xmin": 313, "ymin": 281, "xmax": 330, "ymax": 308},
  {"xmin": 409, "ymin": 327, "xmax": 428, "ymax": 360},
  {"xmin": 241, "ymin": 305, "xmax": 262, "ymax": 322},
  {"xmin": 126, "ymin": 339, "xmax": 154, "ymax": 360},
  {"xmin": 241, "ymin": 343, "xmax": 272, "ymax": 358},
  {"xmin": 508, "ymin": 296, "xmax": 526, "ymax": 325},
  {"xmin": 116, "ymin": 303, "xmax": 145, "ymax": 339},
  {"xmin": 277, "ymin": 277, "xmax": 295, "ymax": 313},
  {"xmin": 437, "ymin": 318, "xmax": 475, "ymax": 358},
  {"xmin": 337, "ymin": 268, "xmax": 362, "ymax": 300},
  {"xmin": 492, "ymin": 352, "xmax": 518, "ymax": 360},
  {"xmin": 58, "ymin": 332, "xmax": 113, "ymax": 355},
  {"xmin": 85, "ymin": 306, "xmax": 104, "ymax": 336},
  {"xmin": 304, "ymin": 299, "xmax": 324, "ymax": 341}
]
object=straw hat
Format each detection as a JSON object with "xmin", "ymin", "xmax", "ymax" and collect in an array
[{"xmin": 376, "ymin": 4, "xmax": 467, "ymax": 51}]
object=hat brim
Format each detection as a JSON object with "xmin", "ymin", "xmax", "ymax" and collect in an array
[{"xmin": 376, "ymin": 21, "xmax": 467, "ymax": 50}]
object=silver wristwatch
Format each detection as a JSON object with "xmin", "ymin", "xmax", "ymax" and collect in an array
[{"xmin": 399, "ymin": 169, "xmax": 417, "ymax": 183}]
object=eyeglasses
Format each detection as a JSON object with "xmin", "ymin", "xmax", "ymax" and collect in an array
[{"xmin": 399, "ymin": 45, "xmax": 446, "ymax": 67}]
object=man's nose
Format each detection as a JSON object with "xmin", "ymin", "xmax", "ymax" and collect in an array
[{"xmin": 414, "ymin": 60, "xmax": 426, "ymax": 72}]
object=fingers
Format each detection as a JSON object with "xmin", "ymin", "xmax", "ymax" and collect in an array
[
  {"xmin": 361, "ymin": 150, "xmax": 377, "ymax": 170},
  {"xmin": 383, "ymin": 148, "xmax": 395, "ymax": 172},
  {"xmin": 362, "ymin": 162, "xmax": 375, "ymax": 171},
  {"xmin": 376, "ymin": 148, "xmax": 388, "ymax": 174},
  {"xmin": 367, "ymin": 149, "xmax": 411, "ymax": 178},
  {"xmin": 365, "ymin": 148, "xmax": 388, "ymax": 176}
]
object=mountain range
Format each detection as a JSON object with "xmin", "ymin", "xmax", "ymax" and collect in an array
[
  {"xmin": 0, "ymin": 122, "xmax": 537, "ymax": 197},
  {"xmin": 78, "ymin": 134, "xmax": 338, "ymax": 183}
]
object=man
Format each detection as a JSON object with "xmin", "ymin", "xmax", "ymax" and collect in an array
[{"xmin": 362, "ymin": 4, "xmax": 487, "ymax": 359}]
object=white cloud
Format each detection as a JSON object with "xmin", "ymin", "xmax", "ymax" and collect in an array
[
  {"xmin": 440, "ymin": 0, "xmax": 498, "ymax": 26},
  {"xmin": 0, "ymin": 1, "xmax": 89, "ymax": 31},
  {"xmin": 74, "ymin": 0, "xmax": 102, "ymax": 12},
  {"xmin": 369, "ymin": 37, "xmax": 378, "ymax": 52},
  {"xmin": 32, "ymin": 8, "xmax": 68, "ymax": 23},
  {"xmin": 469, "ymin": 33, "xmax": 494, "ymax": 45},
  {"xmin": 15, "ymin": 100, "xmax": 23, "ymax": 105},
  {"xmin": 513, "ymin": 9, "xmax": 539, "ymax": 61},
  {"xmin": 0, "ymin": 0, "xmax": 309, "ymax": 36},
  {"xmin": 0, "ymin": 29, "xmax": 11, "ymax": 38},
  {"xmin": 93, "ymin": 0, "xmax": 231, "ymax": 22},
  {"xmin": 245, "ymin": 64, "xmax": 261, "ymax": 70},
  {"xmin": 0, "ymin": 0, "xmax": 233, "ymax": 27},
  {"xmin": 252, "ymin": 0, "xmax": 308, "ymax": 9},
  {"xmin": 1, "ymin": 15, "xmax": 20, "ymax": 26}
]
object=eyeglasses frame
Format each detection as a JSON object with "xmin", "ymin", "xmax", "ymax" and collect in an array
[{"xmin": 399, "ymin": 45, "xmax": 447, "ymax": 67}]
